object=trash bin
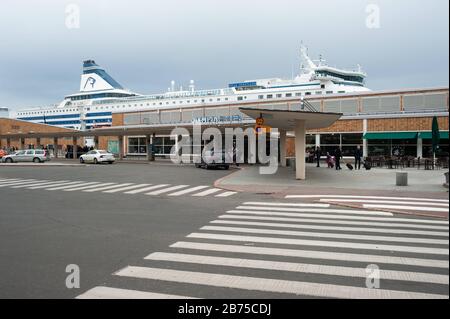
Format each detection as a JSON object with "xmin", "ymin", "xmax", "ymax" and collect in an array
[
  {"xmin": 288, "ymin": 158, "xmax": 296, "ymax": 171},
  {"xmin": 396, "ymin": 171, "xmax": 408, "ymax": 186}
]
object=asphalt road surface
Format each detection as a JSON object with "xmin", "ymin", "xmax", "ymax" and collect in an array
[{"xmin": 0, "ymin": 163, "xmax": 448, "ymax": 299}]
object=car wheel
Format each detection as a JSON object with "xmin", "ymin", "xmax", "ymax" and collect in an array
[
  {"xmin": 80, "ymin": 157, "xmax": 84, "ymax": 163},
  {"xmin": 6, "ymin": 158, "xmax": 13, "ymax": 163},
  {"xmin": 33, "ymin": 158, "xmax": 41, "ymax": 163},
  {"xmin": 224, "ymin": 165, "xmax": 230, "ymax": 170},
  {"xmin": 108, "ymin": 161, "xmax": 113, "ymax": 164},
  {"xmin": 93, "ymin": 158, "xmax": 98, "ymax": 164}
]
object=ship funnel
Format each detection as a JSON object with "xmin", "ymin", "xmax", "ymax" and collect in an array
[{"xmin": 80, "ymin": 60, "xmax": 124, "ymax": 92}]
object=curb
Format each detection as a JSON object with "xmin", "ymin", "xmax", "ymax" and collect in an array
[
  {"xmin": 213, "ymin": 166, "xmax": 246, "ymax": 190},
  {"xmin": 0, "ymin": 163, "xmax": 86, "ymax": 167}
]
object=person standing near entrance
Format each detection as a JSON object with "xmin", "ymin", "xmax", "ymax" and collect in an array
[
  {"xmin": 315, "ymin": 146, "xmax": 322, "ymax": 167},
  {"xmin": 334, "ymin": 147, "xmax": 342, "ymax": 170},
  {"xmin": 354, "ymin": 145, "xmax": 362, "ymax": 170}
]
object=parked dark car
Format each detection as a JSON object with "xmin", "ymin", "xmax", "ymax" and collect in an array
[{"xmin": 195, "ymin": 150, "xmax": 230, "ymax": 170}]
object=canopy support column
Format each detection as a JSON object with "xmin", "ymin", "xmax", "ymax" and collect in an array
[{"xmin": 295, "ymin": 120, "xmax": 306, "ymax": 180}]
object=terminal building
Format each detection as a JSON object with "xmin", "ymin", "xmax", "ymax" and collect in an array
[{"xmin": 1, "ymin": 52, "xmax": 449, "ymax": 179}]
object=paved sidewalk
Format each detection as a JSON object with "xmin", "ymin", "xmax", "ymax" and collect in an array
[{"xmin": 217, "ymin": 164, "xmax": 448, "ymax": 193}]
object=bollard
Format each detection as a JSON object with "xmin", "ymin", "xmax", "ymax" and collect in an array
[
  {"xmin": 396, "ymin": 171, "xmax": 408, "ymax": 186},
  {"xmin": 444, "ymin": 172, "xmax": 449, "ymax": 188}
]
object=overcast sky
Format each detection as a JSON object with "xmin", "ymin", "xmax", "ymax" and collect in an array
[{"xmin": 0, "ymin": 0, "xmax": 448, "ymax": 110}]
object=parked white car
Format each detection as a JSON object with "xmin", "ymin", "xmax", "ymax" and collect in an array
[{"xmin": 79, "ymin": 150, "xmax": 115, "ymax": 164}]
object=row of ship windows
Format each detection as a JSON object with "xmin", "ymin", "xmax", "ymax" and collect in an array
[
  {"xmin": 17, "ymin": 90, "xmax": 346, "ymax": 116},
  {"xmin": 91, "ymin": 91, "xmax": 345, "ymax": 110},
  {"xmin": 17, "ymin": 108, "xmax": 79, "ymax": 116}
]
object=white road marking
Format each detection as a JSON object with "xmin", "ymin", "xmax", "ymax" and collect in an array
[
  {"xmin": 146, "ymin": 185, "xmax": 189, "ymax": 195},
  {"xmin": 200, "ymin": 225, "xmax": 449, "ymax": 245},
  {"xmin": 28, "ymin": 181, "xmax": 81, "ymax": 189},
  {"xmin": 76, "ymin": 286, "xmax": 197, "ymax": 299},
  {"xmin": 63, "ymin": 182, "xmax": 106, "ymax": 191},
  {"xmin": 227, "ymin": 210, "xmax": 448, "ymax": 225},
  {"xmin": 145, "ymin": 252, "xmax": 449, "ymax": 285},
  {"xmin": 46, "ymin": 181, "xmax": 91, "ymax": 190},
  {"xmin": 320, "ymin": 199, "xmax": 449, "ymax": 207},
  {"xmin": 220, "ymin": 214, "xmax": 449, "ymax": 231},
  {"xmin": 171, "ymin": 241, "xmax": 449, "ymax": 269},
  {"xmin": 0, "ymin": 178, "xmax": 21, "ymax": 183},
  {"xmin": 244, "ymin": 202, "xmax": 330, "ymax": 208},
  {"xmin": 115, "ymin": 266, "xmax": 447, "ymax": 299},
  {"xmin": 187, "ymin": 233, "xmax": 449, "ymax": 255},
  {"xmin": 285, "ymin": 195, "xmax": 449, "ymax": 203},
  {"xmin": 363, "ymin": 204, "xmax": 449, "ymax": 213},
  {"xmin": 192, "ymin": 188, "xmax": 222, "ymax": 197},
  {"xmin": 103, "ymin": 183, "xmax": 151, "ymax": 193},
  {"xmin": 236, "ymin": 206, "xmax": 393, "ymax": 216},
  {"xmin": 11, "ymin": 180, "xmax": 67, "ymax": 189},
  {"xmin": 83, "ymin": 183, "xmax": 132, "ymax": 192},
  {"xmin": 125, "ymin": 184, "xmax": 173, "ymax": 194},
  {"xmin": 215, "ymin": 191, "xmax": 237, "ymax": 197},
  {"xmin": 0, "ymin": 179, "xmax": 38, "ymax": 187},
  {"xmin": 168, "ymin": 185, "xmax": 209, "ymax": 196},
  {"xmin": 210, "ymin": 219, "xmax": 450, "ymax": 237}
]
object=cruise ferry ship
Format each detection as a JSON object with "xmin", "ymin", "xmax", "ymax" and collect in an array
[{"xmin": 10, "ymin": 46, "xmax": 370, "ymax": 130}]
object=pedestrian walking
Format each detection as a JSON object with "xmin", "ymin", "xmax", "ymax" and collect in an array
[
  {"xmin": 315, "ymin": 146, "xmax": 322, "ymax": 167},
  {"xmin": 354, "ymin": 145, "xmax": 362, "ymax": 170},
  {"xmin": 334, "ymin": 147, "xmax": 342, "ymax": 170}
]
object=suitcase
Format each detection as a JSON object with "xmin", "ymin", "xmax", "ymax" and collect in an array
[
  {"xmin": 346, "ymin": 163, "xmax": 354, "ymax": 170},
  {"xmin": 363, "ymin": 162, "xmax": 371, "ymax": 170}
]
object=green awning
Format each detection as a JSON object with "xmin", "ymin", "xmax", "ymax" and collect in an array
[
  {"xmin": 418, "ymin": 131, "xmax": 449, "ymax": 139},
  {"xmin": 363, "ymin": 132, "xmax": 418, "ymax": 140}
]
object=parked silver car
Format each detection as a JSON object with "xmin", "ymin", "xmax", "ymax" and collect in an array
[{"xmin": 1, "ymin": 149, "xmax": 50, "ymax": 163}]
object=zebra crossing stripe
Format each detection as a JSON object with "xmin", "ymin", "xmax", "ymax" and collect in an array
[
  {"xmin": 363, "ymin": 204, "xmax": 449, "ymax": 213},
  {"xmin": 220, "ymin": 214, "xmax": 449, "ymax": 231},
  {"xmin": 46, "ymin": 182, "xmax": 89, "ymax": 190},
  {"xmin": 192, "ymin": 188, "xmax": 222, "ymax": 197},
  {"xmin": 64, "ymin": 182, "xmax": 113, "ymax": 192},
  {"xmin": 103, "ymin": 184, "xmax": 151, "ymax": 193},
  {"xmin": 227, "ymin": 210, "xmax": 448, "ymax": 225},
  {"xmin": 146, "ymin": 185, "xmax": 189, "ymax": 195},
  {"xmin": 83, "ymin": 183, "xmax": 133, "ymax": 192},
  {"xmin": 11, "ymin": 180, "xmax": 67, "ymax": 189},
  {"xmin": 0, "ymin": 178, "xmax": 21, "ymax": 184},
  {"xmin": 168, "ymin": 185, "xmax": 209, "ymax": 196},
  {"xmin": 236, "ymin": 206, "xmax": 393, "ymax": 216},
  {"xmin": 124, "ymin": 184, "xmax": 171, "ymax": 194},
  {"xmin": 145, "ymin": 252, "xmax": 449, "ymax": 285},
  {"xmin": 215, "ymin": 191, "xmax": 237, "ymax": 197},
  {"xmin": 8, "ymin": 180, "xmax": 50, "ymax": 188},
  {"xmin": 200, "ymin": 225, "xmax": 449, "ymax": 245},
  {"xmin": 0, "ymin": 179, "xmax": 38, "ymax": 187},
  {"xmin": 320, "ymin": 199, "xmax": 449, "ymax": 207},
  {"xmin": 76, "ymin": 286, "xmax": 197, "ymax": 299},
  {"xmin": 285, "ymin": 195, "xmax": 449, "ymax": 203},
  {"xmin": 170, "ymin": 241, "xmax": 449, "ymax": 269},
  {"xmin": 28, "ymin": 181, "xmax": 79, "ymax": 189},
  {"xmin": 187, "ymin": 233, "xmax": 449, "ymax": 255},
  {"xmin": 114, "ymin": 266, "xmax": 448, "ymax": 299},
  {"xmin": 243, "ymin": 202, "xmax": 330, "ymax": 208},
  {"xmin": 210, "ymin": 219, "xmax": 450, "ymax": 237}
]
